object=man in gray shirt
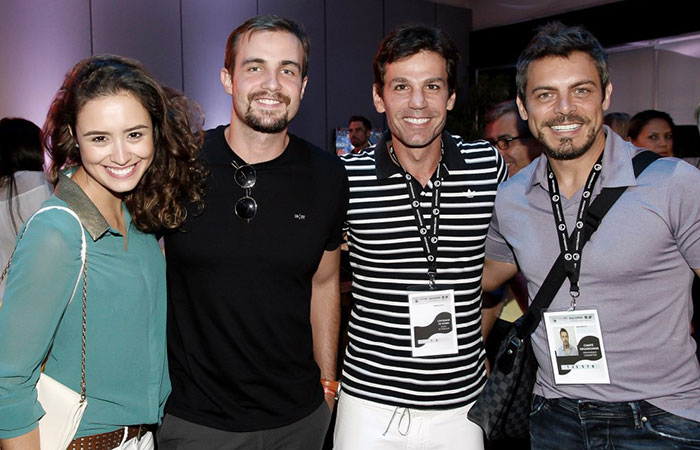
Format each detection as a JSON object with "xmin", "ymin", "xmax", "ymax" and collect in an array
[{"xmin": 483, "ymin": 22, "xmax": 700, "ymax": 448}]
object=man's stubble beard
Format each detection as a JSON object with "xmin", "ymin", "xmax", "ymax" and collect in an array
[
  {"xmin": 539, "ymin": 113, "xmax": 598, "ymax": 161},
  {"xmin": 242, "ymin": 91, "xmax": 293, "ymax": 134},
  {"xmin": 244, "ymin": 108, "xmax": 289, "ymax": 134}
]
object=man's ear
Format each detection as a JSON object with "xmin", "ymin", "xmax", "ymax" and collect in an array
[
  {"xmin": 602, "ymin": 82, "xmax": 613, "ymax": 111},
  {"xmin": 300, "ymin": 76, "xmax": 308, "ymax": 100},
  {"xmin": 516, "ymin": 96, "xmax": 529, "ymax": 121},
  {"xmin": 220, "ymin": 68, "xmax": 233, "ymax": 95},
  {"xmin": 373, "ymin": 84, "xmax": 385, "ymax": 114},
  {"xmin": 446, "ymin": 91, "xmax": 456, "ymax": 111}
]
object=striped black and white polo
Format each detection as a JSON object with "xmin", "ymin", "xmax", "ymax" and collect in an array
[{"xmin": 340, "ymin": 130, "xmax": 507, "ymax": 409}]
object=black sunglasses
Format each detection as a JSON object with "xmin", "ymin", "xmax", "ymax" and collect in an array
[
  {"xmin": 232, "ymin": 162, "xmax": 257, "ymax": 222},
  {"xmin": 488, "ymin": 135, "xmax": 526, "ymax": 151}
]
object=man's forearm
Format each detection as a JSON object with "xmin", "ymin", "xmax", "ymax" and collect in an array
[
  {"xmin": 310, "ymin": 283, "xmax": 340, "ymax": 381},
  {"xmin": 481, "ymin": 300, "xmax": 505, "ymax": 342},
  {"xmin": 310, "ymin": 249, "xmax": 341, "ymax": 409}
]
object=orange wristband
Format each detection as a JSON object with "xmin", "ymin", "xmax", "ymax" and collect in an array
[{"xmin": 321, "ymin": 379, "xmax": 340, "ymax": 400}]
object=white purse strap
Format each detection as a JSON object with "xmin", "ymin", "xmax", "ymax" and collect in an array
[{"xmin": 0, "ymin": 205, "xmax": 88, "ymax": 401}]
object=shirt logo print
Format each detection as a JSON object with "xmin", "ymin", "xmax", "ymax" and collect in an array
[{"xmin": 294, "ymin": 213, "xmax": 306, "ymax": 220}]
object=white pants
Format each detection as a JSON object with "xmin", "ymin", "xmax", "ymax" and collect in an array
[
  {"xmin": 113, "ymin": 429, "xmax": 154, "ymax": 450},
  {"xmin": 333, "ymin": 393, "xmax": 484, "ymax": 450}
]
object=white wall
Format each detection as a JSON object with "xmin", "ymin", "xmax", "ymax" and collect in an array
[
  {"xmin": 658, "ymin": 50, "xmax": 700, "ymax": 125},
  {"xmin": 607, "ymin": 48, "xmax": 654, "ymax": 118},
  {"xmin": 608, "ymin": 47, "xmax": 700, "ymax": 125}
]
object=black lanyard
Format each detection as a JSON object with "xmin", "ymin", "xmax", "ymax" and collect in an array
[
  {"xmin": 389, "ymin": 143, "xmax": 443, "ymax": 287},
  {"xmin": 546, "ymin": 152, "xmax": 604, "ymax": 309}
]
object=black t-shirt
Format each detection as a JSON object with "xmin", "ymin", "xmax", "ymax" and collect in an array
[{"xmin": 164, "ymin": 125, "xmax": 348, "ymax": 431}]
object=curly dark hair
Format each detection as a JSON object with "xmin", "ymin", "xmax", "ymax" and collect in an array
[{"xmin": 43, "ymin": 54, "xmax": 207, "ymax": 233}]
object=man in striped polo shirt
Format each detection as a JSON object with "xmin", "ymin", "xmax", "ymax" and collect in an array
[{"xmin": 333, "ymin": 25, "xmax": 507, "ymax": 449}]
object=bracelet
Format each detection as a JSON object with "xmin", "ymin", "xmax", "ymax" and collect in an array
[{"xmin": 321, "ymin": 379, "xmax": 340, "ymax": 400}]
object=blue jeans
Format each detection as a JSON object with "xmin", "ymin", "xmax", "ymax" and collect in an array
[{"xmin": 530, "ymin": 395, "xmax": 700, "ymax": 449}]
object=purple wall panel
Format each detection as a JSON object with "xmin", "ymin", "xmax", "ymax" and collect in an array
[
  {"xmin": 181, "ymin": 0, "xmax": 257, "ymax": 129},
  {"xmin": 436, "ymin": 4, "xmax": 472, "ymax": 102},
  {"xmin": 258, "ymin": 0, "xmax": 327, "ymax": 149},
  {"xmin": 0, "ymin": 0, "xmax": 91, "ymax": 125},
  {"xmin": 0, "ymin": 0, "xmax": 476, "ymax": 154},
  {"xmin": 383, "ymin": 0, "xmax": 435, "ymax": 34},
  {"xmin": 91, "ymin": 0, "xmax": 182, "ymax": 90},
  {"xmin": 325, "ymin": 0, "xmax": 384, "ymax": 149}
]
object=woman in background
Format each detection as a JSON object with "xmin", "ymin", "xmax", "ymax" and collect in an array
[
  {"xmin": 0, "ymin": 55, "xmax": 206, "ymax": 450},
  {"xmin": 603, "ymin": 112, "xmax": 630, "ymax": 140},
  {"xmin": 0, "ymin": 117, "xmax": 53, "ymax": 296},
  {"xmin": 629, "ymin": 109, "xmax": 675, "ymax": 157}
]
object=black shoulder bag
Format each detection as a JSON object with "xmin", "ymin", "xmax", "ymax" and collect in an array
[{"xmin": 467, "ymin": 151, "xmax": 660, "ymax": 440}]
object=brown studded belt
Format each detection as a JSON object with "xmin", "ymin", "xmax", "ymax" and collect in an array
[{"xmin": 66, "ymin": 424, "xmax": 152, "ymax": 450}]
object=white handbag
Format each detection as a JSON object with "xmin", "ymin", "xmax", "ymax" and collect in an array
[
  {"xmin": 1, "ymin": 206, "xmax": 88, "ymax": 450},
  {"xmin": 36, "ymin": 373, "xmax": 87, "ymax": 450}
]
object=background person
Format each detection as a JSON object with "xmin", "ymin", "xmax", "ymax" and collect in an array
[
  {"xmin": 603, "ymin": 112, "xmax": 631, "ymax": 140},
  {"xmin": 347, "ymin": 115, "xmax": 372, "ymax": 154},
  {"xmin": 0, "ymin": 117, "xmax": 52, "ymax": 300},
  {"xmin": 0, "ymin": 54, "xmax": 206, "ymax": 450},
  {"xmin": 483, "ymin": 99, "xmax": 543, "ymax": 176},
  {"xmin": 628, "ymin": 109, "xmax": 674, "ymax": 157},
  {"xmin": 480, "ymin": 101, "xmax": 536, "ymax": 370}
]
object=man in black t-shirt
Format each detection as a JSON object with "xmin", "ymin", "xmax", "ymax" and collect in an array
[{"xmin": 158, "ymin": 15, "xmax": 347, "ymax": 450}]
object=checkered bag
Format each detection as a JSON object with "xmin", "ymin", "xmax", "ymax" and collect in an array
[{"xmin": 468, "ymin": 318, "xmax": 537, "ymax": 440}]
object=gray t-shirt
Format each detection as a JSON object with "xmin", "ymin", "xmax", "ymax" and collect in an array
[{"xmin": 486, "ymin": 128, "xmax": 700, "ymax": 422}]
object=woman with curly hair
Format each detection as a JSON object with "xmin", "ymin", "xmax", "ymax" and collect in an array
[{"xmin": 0, "ymin": 55, "xmax": 206, "ymax": 450}]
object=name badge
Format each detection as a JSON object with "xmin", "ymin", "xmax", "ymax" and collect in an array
[
  {"xmin": 543, "ymin": 309, "xmax": 610, "ymax": 384},
  {"xmin": 407, "ymin": 288, "xmax": 458, "ymax": 357}
]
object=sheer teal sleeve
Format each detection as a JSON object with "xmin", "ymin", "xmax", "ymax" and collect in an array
[{"xmin": 0, "ymin": 208, "xmax": 83, "ymax": 438}]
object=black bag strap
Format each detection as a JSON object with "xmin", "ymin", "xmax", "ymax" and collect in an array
[{"xmin": 515, "ymin": 150, "xmax": 660, "ymax": 339}]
